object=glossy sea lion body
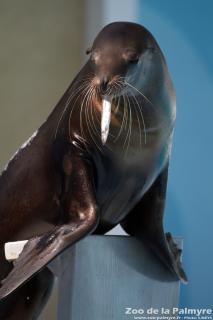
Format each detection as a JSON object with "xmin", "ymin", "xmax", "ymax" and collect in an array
[{"xmin": 0, "ymin": 22, "xmax": 186, "ymax": 318}]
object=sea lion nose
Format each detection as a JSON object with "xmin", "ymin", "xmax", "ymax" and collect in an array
[{"xmin": 100, "ymin": 76, "xmax": 109, "ymax": 94}]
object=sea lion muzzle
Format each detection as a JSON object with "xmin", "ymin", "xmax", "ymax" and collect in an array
[{"xmin": 99, "ymin": 76, "xmax": 109, "ymax": 94}]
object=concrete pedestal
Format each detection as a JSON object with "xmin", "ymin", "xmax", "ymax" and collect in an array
[{"xmin": 48, "ymin": 235, "xmax": 182, "ymax": 320}]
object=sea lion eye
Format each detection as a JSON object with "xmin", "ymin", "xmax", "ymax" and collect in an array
[
  {"xmin": 90, "ymin": 50, "xmax": 100, "ymax": 63},
  {"xmin": 124, "ymin": 49, "xmax": 139, "ymax": 63}
]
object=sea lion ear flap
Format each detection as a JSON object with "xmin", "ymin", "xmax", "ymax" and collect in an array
[{"xmin": 86, "ymin": 47, "xmax": 92, "ymax": 55}]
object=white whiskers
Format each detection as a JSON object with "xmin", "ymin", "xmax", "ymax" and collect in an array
[{"xmin": 54, "ymin": 74, "xmax": 154, "ymax": 155}]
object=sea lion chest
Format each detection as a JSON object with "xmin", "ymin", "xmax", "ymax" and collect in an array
[{"xmin": 89, "ymin": 119, "xmax": 171, "ymax": 224}]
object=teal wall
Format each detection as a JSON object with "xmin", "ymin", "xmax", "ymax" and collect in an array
[{"xmin": 138, "ymin": 0, "xmax": 213, "ymax": 307}]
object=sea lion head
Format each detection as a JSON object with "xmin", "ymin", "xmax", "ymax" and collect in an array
[
  {"xmin": 86, "ymin": 22, "xmax": 157, "ymax": 96},
  {"xmin": 85, "ymin": 22, "xmax": 159, "ymax": 144}
]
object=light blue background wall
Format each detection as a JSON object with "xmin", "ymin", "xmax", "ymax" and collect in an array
[{"xmin": 137, "ymin": 0, "xmax": 213, "ymax": 308}]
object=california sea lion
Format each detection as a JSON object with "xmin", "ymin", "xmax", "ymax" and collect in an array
[{"xmin": 0, "ymin": 21, "xmax": 187, "ymax": 318}]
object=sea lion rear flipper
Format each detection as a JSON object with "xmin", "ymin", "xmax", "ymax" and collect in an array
[
  {"xmin": 120, "ymin": 163, "xmax": 188, "ymax": 283},
  {"xmin": 0, "ymin": 150, "xmax": 99, "ymax": 300}
]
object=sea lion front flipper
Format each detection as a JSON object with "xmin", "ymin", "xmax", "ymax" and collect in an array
[
  {"xmin": 0, "ymin": 267, "xmax": 54, "ymax": 320},
  {"xmin": 0, "ymin": 150, "xmax": 99, "ymax": 300},
  {"xmin": 120, "ymin": 163, "xmax": 188, "ymax": 283}
]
